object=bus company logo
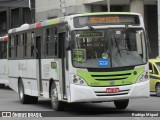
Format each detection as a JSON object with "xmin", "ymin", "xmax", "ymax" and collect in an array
[{"xmin": 1, "ymin": 112, "xmax": 12, "ymax": 117}]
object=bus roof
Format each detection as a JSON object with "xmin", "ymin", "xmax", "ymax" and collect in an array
[
  {"xmin": 81, "ymin": 12, "xmax": 140, "ymax": 16},
  {"xmin": 8, "ymin": 17, "xmax": 66, "ymax": 34},
  {"xmin": 0, "ymin": 35, "xmax": 8, "ymax": 41},
  {"xmin": 8, "ymin": 12, "xmax": 141, "ymax": 34}
]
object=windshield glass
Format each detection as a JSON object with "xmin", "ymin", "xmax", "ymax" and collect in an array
[
  {"xmin": 109, "ymin": 28, "xmax": 147, "ymax": 67},
  {"xmin": 155, "ymin": 62, "xmax": 160, "ymax": 70},
  {"xmin": 72, "ymin": 28, "xmax": 147, "ymax": 68}
]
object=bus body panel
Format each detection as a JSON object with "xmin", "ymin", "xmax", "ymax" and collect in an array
[
  {"xmin": 0, "ymin": 36, "xmax": 8, "ymax": 86},
  {"xmin": 9, "ymin": 59, "xmax": 37, "ymax": 78},
  {"xmin": 9, "ymin": 77, "xmax": 18, "ymax": 92},
  {"xmin": 41, "ymin": 59, "xmax": 61, "ymax": 80},
  {"xmin": 70, "ymin": 81, "xmax": 149, "ymax": 102},
  {"xmin": 69, "ymin": 63, "xmax": 149, "ymax": 102},
  {"xmin": 0, "ymin": 59, "xmax": 8, "ymax": 85},
  {"xmin": 9, "ymin": 59, "xmax": 39, "ymax": 96},
  {"xmin": 41, "ymin": 59, "xmax": 62, "ymax": 99},
  {"xmin": 0, "ymin": 59, "xmax": 9, "ymax": 84}
]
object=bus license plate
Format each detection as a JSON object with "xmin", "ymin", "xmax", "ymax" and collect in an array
[{"xmin": 106, "ymin": 88, "xmax": 119, "ymax": 93}]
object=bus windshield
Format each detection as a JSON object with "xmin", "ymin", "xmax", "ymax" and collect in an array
[{"xmin": 72, "ymin": 28, "xmax": 147, "ymax": 68}]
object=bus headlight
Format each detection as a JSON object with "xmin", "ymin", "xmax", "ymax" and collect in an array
[
  {"xmin": 71, "ymin": 74, "xmax": 88, "ymax": 86},
  {"xmin": 137, "ymin": 72, "xmax": 149, "ymax": 83}
]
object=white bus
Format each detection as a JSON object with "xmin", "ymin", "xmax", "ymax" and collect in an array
[
  {"xmin": 0, "ymin": 35, "xmax": 8, "ymax": 88},
  {"xmin": 8, "ymin": 12, "xmax": 150, "ymax": 111}
]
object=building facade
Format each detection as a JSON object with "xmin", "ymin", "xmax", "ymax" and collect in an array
[
  {"xmin": 0, "ymin": 0, "xmax": 158, "ymax": 58},
  {"xmin": 0, "ymin": 0, "xmax": 35, "ymax": 36},
  {"xmin": 35, "ymin": 0, "xmax": 158, "ymax": 58}
]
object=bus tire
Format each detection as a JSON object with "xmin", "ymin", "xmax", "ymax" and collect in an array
[
  {"xmin": 114, "ymin": 99, "xmax": 129, "ymax": 109},
  {"xmin": 0, "ymin": 84, "xmax": 5, "ymax": 88},
  {"xmin": 18, "ymin": 80, "xmax": 29, "ymax": 104},
  {"xmin": 156, "ymin": 83, "xmax": 160, "ymax": 97},
  {"xmin": 18, "ymin": 80, "xmax": 38, "ymax": 104},
  {"xmin": 50, "ymin": 82, "xmax": 66, "ymax": 111}
]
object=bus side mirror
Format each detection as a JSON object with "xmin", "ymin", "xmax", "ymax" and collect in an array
[
  {"xmin": 66, "ymin": 46, "xmax": 71, "ymax": 50},
  {"xmin": 65, "ymin": 36, "xmax": 71, "ymax": 51},
  {"xmin": 65, "ymin": 25, "xmax": 71, "ymax": 51}
]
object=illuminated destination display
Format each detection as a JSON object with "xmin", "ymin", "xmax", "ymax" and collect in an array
[
  {"xmin": 89, "ymin": 16, "xmax": 120, "ymax": 23},
  {"xmin": 74, "ymin": 15, "xmax": 140, "ymax": 28},
  {"xmin": 76, "ymin": 31, "xmax": 104, "ymax": 38}
]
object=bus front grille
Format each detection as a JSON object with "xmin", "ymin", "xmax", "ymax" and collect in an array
[{"xmin": 91, "ymin": 73, "xmax": 131, "ymax": 81}]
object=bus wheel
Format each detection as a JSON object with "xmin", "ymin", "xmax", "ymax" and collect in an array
[
  {"xmin": 156, "ymin": 83, "xmax": 160, "ymax": 97},
  {"xmin": 50, "ymin": 82, "xmax": 65, "ymax": 111},
  {"xmin": 18, "ymin": 80, "xmax": 38, "ymax": 104},
  {"xmin": 114, "ymin": 99, "xmax": 129, "ymax": 109},
  {"xmin": 18, "ymin": 80, "xmax": 29, "ymax": 104},
  {"xmin": 0, "ymin": 84, "xmax": 5, "ymax": 88}
]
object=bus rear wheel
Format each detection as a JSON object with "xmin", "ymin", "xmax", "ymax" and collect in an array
[
  {"xmin": 18, "ymin": 80, "xmax": 38, "ymax": 104},
  {"xmin": 114, "ymin": 99, "xmax": 129, "ymax": 109},
  {"xmin": 156, "ymin": 83, "xmax": 160, "ymax": 97},
  {"xmin": 50, "ymin": 82, "xmax": 66, "ymax": 111}
]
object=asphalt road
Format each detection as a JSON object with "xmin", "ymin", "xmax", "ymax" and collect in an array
[{"xmin": 0, "ymin": 86, "xmax": 160, "ymax": 118}]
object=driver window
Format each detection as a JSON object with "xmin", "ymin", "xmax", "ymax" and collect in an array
[{"xmin": 153, "ymin": 65, "xmax": 158, "ymax": 75}]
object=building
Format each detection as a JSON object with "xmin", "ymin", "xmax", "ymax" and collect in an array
[
  {"xmin": 0, "ymin": 0, "xmax": 35, "ymax": 36},
  {"xmin": 0, "ymin": 0, "xmax": 159, "ymax": 58},
  {"xmin": 35, "ymin": 0, "xmax": 158, "ymax": 58}
]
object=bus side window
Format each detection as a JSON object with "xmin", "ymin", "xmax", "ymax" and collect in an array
[
  {"xmin": 45, "ymin": 27, "xmax": 57, "ymax": 57},
  {"xmin": 8, "ymin": 36, "xmax": 11, "ymax": 58},
  {"xmin": 24, "ymin": 32, "xmax": 34, "ymax": 58},
  {"xmin": 23, "ymin": 33, "xmax": 27, "ymax": 57},
  {"xmin": 0, "ymin": 40, "xmax": 7, "ymax": 59},
  {"xmin": 0, "ymin": 41, "xmax": 3, "ymax": 59},
  {"xmin": 17, "ymin": 34, "xmax": 23, "ymax": 59},
  {"xmin": 9, "ymin": 35, "xmax": 16, "ymax": 59},
  {"xmin": 15, "ymin": 35, "xmax": 18, "ymax": 58},
  {"xmin": 3, "ymin": 41, "xmax": 7, "ymax": 59}
]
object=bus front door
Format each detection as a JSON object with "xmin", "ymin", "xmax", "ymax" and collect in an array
[
  {"xmin": 35, "ymin": 36, "xmax": 43, "ymax": 94},
  {"xmin": 58, "ymin": 32, "xmax": 67, "ymax": 99}
]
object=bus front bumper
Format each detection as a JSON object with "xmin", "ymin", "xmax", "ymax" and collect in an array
[{"xmin": 70, "ymin": 81, "xmax": 149, "ymax": 102}]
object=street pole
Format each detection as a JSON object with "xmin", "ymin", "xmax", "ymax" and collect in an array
[
  {"xmin": 7, "ymin": 7, "xmax": 11, "ymax": 31},
  {"xmin": 106, "ymin": 0, "xmax": 110, "ymax": 12},
  {"xmin": 59, "ymin": 0, "xmax": 66, "ymax": 16},
  {"xmin": 158, "ymin": 0, "xmax": 160, "ymax": 57}
]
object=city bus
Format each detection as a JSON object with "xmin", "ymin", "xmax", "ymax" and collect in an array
[
  {"xmin": 8, "ymin": 12, "xmax": 150, "ymax": 111},
  {"xmin": 0, "ymin": 35, "xmax": 8, "ymax": 88}
]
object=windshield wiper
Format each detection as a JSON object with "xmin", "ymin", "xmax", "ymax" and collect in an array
[{"xmin": 114, "ymin": 37, "xmax": 121, "ymax": 57}]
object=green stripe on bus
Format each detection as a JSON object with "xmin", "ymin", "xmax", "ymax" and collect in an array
[{"xmin": 77, "ymin": 67, "xmax": 144, "ymax": 87}]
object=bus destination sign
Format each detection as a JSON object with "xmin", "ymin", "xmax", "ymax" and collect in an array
[
  {"xmin": 89, "ymin": 16, "xmax": 120, "ymax": 23},
  {"xmin": 74, "ymin": 15, "xmax": 140, "ymax": 28}
]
